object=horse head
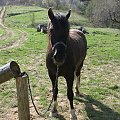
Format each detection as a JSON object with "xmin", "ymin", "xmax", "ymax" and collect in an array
[{"xmin": 48, "ymin": 8, "xmax": 71, "ymax": 66}]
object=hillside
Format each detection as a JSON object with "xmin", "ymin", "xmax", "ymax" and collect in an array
[{"xmin": 0, "ymin": 6, "xmax": 120, "ymax": 120}]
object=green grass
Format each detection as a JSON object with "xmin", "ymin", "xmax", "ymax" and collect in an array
[
  {"xmin": 0, "ymin": 5, "xmax": 120, "ymax": 120},
  {"xmin": 70, "ymin": 12, "xmax": 90, "ymax": 26},
  {"xmin": 5, "ymin": 6, "xmax": 47, "ymax": 28},
  {"xmin": 0, "ymin": 28, "xmax": 47, "ymax": 65},
  {"xmin": 0, "ymin": 28, "xmax": 5, "ymax": 36},
  {"xmin": 5, "ymin": 6, "xmax": 90, "ymax": 28},
  {"xmin": 86, "ymin": 28, "xmax": 120, "ymax": 65},
  {"xmin": 6, "ymin": 5, "xmax": 45, "ymax": 13},
  {"xmin": 5, "ymin": 6, "xmax": 48, "ymax": 28},
  {"xmin": 0, "ymin": 29, "xmax": 21, "ymax": 47}
]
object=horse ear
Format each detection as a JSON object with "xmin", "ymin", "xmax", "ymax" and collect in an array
[
  {"xmin": 66, "ymin": 9, "xmax": 71, "ymax": 19},
  {"xmin": 48, "ymin": 8, "xmax": 55, "ymax": 21}
]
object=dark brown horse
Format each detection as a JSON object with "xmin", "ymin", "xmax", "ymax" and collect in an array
[{"xmin": 46, "ymin": 8, "xmax": 87, "ymax": 120}]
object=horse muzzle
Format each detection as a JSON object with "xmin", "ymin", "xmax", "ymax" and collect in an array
[
  {"xmin": 52, "ymin": 42, "xmax": 67, "ymax": 66},
  {"xmin": 53, "ymin": 49, "xmax": 66, "ymax": 66}
]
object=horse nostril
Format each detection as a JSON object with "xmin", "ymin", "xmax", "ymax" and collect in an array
[{"xmin": 54, "ymin": 54, "xmax": 64, "ymax": 62}]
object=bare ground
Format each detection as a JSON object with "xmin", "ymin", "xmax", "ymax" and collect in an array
[
  {"xmin": 1, "ymin": 53, "xmax": 120, "ymax": 120},
  {"xmin": 0, "ymin": 28, "xmax": 14, "ymax": 40},
  {"xmin": 0, "ymin": 31, "xmax": 27, "ymax": 50},
  {"xmin": 0, "ymin": 7, "xmax": 6, "ymax": 28},
  {"xmin": 0, "ymin": 57, "xmax": 120, "ymax": 120},
  {"xmin": 0, "ymin": 7, "xmax": 28, "ymax": 51}
]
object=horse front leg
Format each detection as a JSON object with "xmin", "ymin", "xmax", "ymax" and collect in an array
[
  {"xmin": 65, "ymin": 74, "xmax": 77, "ymax": 120},
  {"xmin": 48, "ymin": 72, "xmax": 58, "ymax": 117}
]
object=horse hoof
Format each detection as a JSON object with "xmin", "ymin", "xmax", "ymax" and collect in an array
[
  {"xmin": 70, "ymin": 109, "xmax": 77, "ymax": 120},
  {"xmin": 70, "ymin": 115, "xmax": 77, "ymax": 120},
  {"xmin": 70, "ymin": 117, "xmax": 77, "ymax": 120},
  {"xmin": 49, "ymin": 111, "xmax": 58, "ymax": 117}
]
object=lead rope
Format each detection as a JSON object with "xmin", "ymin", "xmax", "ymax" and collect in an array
[
  {"xmin": 24, "ymin": 65, "xmax": 59, "ymax": 118},
  {"xmin": 43, "ymin": 65, "xmax": 59, "ymax": 115}
]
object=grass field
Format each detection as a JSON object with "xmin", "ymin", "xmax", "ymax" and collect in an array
[
  {"xmin": 0, "ymin": 29, "xmax": 5, "ymax": 36},
  {"xmin": 0, "ymin": 6, "xmax": 120, "ymax": 120}
]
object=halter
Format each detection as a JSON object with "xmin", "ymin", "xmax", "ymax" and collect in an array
[{"xmin": 52, "ymin": 41, "xmax": 67, "ymax": 51}]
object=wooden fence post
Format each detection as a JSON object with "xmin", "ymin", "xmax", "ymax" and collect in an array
[
  {"xmin": 0, "ymin": 61, "xmax": 21, "ymax": 84},
  {"xmin": 16, "ymin": 73, "xmax": 30, "ymax": 120},
  {"xmin": 0, "ymin": 61, "xmax": 30, "ymax": 120}
]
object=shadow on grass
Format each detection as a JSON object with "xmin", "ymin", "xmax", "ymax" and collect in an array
[
  {"xmin": 48, "ymin": 114, "xmax": 66, "ymax": 120},
  {"xmin": 75, "ymin": 94, "xmax": 120, "ymax": 120},
  {"xmin": 55, "ymin": 114, "xmax": 66, "ymax": 120}
]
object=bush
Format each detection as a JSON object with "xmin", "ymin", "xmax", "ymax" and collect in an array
[{"xmin": 85, "ymin": 0, "xmax": 120, "ymax": 28}]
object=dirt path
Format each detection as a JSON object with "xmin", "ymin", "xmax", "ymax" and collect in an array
[
  {"xmin": 0, "ymin": 7, "xmax": 6, "ymax": 28},
  {"xmin": 0, "ymin": 28, "xmax": 14, "ymax": 40},
  {"xmin": 0, "ymin": 7, "xmax": 14, "ymax": 42},
  {"xmin": 0, "ymin": 7, "xmax": 28, "ymax": 50},
  {"xmin": 0, "ymin": 31, "xmax": 27, "ymax": 50}
]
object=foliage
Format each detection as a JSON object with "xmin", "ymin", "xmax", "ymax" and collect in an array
[
  {"xmin": 42, "ymin": 0, "xmax": 61, "ymax": 9},
  {"xmin": 0, "ymin": 0, "xmax": 120, "ymax": 28},
  {"xmin": 86, "ymin": 0, "xmax": 120, "ymax": 28}
]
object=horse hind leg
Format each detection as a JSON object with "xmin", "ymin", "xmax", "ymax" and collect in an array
[{"xmin": 75, "ymin": 62, "xmax": 83, "ymax": 97}]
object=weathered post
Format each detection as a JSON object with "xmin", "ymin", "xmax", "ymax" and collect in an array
[
  {"xmin": 0, "ymin": 61, "xmax": 30, "ymax": 120},
  {"xmin": 0, "ymin": 61, "xmax": 21, "ymax": 84},
  {"xmin": 16, "ymin": 73, "xmax": 30, "ymax": 120}
]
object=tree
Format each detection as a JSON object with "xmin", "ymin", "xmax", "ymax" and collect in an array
[
  {"xmin": 19, "ymin": 0, "xmax": 30, "ymax": 5},
  {"xmin": 85, "ymin": 0, "xmax": 120, "ymax": 28},
  {"xmin": 54, "ymin": 0, "xmax": 61, "ymax": 9},
  {"xmin": 108, "ymin": 0, "xmax": 120, "ymax": 28},
  {"xmin": 42, "ymin": 0, "xmax": 55, "ymax": 8}
]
